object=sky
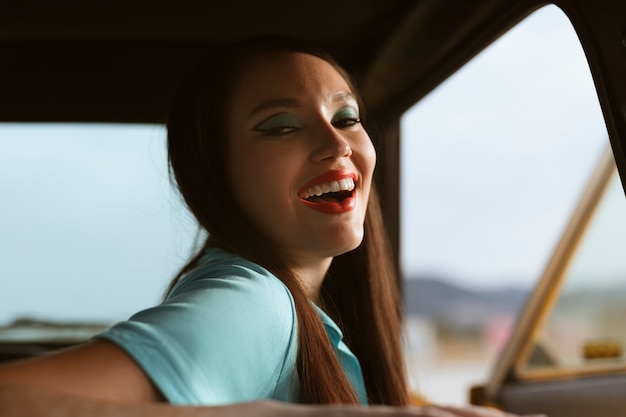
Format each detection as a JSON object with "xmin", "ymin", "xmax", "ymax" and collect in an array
[
  {"xmin": 399, "ymin": 5, "xmax": 608, "ymax": 289},
  {"xmin": 0, "ymin": 5, "xmax": 614, "ymax": 324},
  {"xmin": 0, "ymin": 124, "xmax": 198, "ymax": 324}
]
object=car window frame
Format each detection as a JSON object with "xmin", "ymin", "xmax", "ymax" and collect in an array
[{"xmin": 482, "ymin": 144, "xmax": 618, "ymax": 399}]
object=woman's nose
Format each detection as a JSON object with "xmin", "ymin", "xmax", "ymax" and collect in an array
[{"xmin": 309, "ymin": 124, "xmax": 353, "ymax": 162}]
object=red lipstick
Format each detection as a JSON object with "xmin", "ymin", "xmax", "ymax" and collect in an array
[{"xmin": 298, "ymin": 169, "xmax": 357, "ymax": 214}]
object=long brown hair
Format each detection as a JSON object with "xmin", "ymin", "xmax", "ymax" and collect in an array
[{"xmin": 166, "ymin": 37, "xmax": 408, "ymax": 406}]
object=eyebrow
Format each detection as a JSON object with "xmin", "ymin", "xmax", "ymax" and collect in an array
[
  {"xmin": 247, "ymin": 92, "xmax": 358, "ymax": 118},
  {"xmin": 328, "ymin": 91, "xmax": 357, "ymax": 104},
  {"xmin": 248, "ymin": 98, "xmax": 301, "ymax": 118}
]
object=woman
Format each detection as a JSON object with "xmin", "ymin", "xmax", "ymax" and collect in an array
[
  {"xmin": 0, "ymin": 38, "xmax": 532, "ymax": 417},
  {"xmin": 162, "ymin": 36, "xmax": 405, "ymax": 406}
]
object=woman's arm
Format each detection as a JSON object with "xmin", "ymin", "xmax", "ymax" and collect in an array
[
  {"xmin": 0, "ymin": 340, "xmax": 537, "ymax": 417},
  {"xmin": 0, "ymin": 383, "xmax": 539, "ymax": 417},
  {"xmin": 0, "ymin": 339, "xmax": 163, "ymax": 403}
]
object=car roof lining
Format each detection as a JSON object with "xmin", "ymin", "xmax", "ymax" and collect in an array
[
  {"xmin": 0, "ymin": 1, "xmax": 409, "ymax": 123},
  {"xmin": 0, "ymin": 0, "xmax": 536, "ymax": 124}
]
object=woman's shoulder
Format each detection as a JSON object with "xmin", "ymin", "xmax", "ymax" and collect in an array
[
  {"xmin": 99, "ymin": 247, "xmax": 299, "ymax": 404},
  {"xmin": 169, "ymin": 247, "xmax": 293, "ymax": 306}
]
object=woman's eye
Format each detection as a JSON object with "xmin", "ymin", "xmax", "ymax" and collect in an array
[
  {"xmin": 253, "ymin": 113, "xmax": 302, "ymax": 136},
  {"xmin": 260, "ymin": 126, "xmax": 299, "ymax": 136},
  {"xmin": 332, "ymin": 118, "xmax": 361, "ymax": 129},
  {"xmin": 331, "ymin": 107, "xmax": 361, "ymax": 129}
]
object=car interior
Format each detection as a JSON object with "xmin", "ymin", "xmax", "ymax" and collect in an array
[{"xmin": 1, "ymin": 1, "xmax": 625, "ymax": 416}]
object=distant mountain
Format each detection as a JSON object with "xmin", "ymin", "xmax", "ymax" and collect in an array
[{"xmin": 402, "ymin": 277, "xmax": 529, "ymax": 328}]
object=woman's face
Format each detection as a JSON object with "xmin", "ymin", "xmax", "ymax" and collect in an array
[{"xmin": 227, "ymin": 51, "xmax": 376, "ymax": 267}]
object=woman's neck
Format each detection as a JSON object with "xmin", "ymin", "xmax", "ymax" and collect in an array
[{"xmin": 289, "ymin": 257, "xmax": 333, "ymax": 303}]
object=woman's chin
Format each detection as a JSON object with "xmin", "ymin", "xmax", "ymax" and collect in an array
[{"xmin": 325, "ymin": 235, "xmax": 365, "ymax": 257}]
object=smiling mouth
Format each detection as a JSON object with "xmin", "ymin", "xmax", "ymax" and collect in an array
[
  {"xmin": 298, "ymin": 177, "xmax": 357, "ymax": 214},
  {"xmin": 299, "ymin": 178, "xmax": 355, "ymax": 203}
]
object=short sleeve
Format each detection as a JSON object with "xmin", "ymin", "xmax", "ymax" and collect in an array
[{"xmin": 96, "ymin": 250, "xmax": 298, "ymax": 405}]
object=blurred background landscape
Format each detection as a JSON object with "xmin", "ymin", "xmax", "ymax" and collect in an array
[{"xmin": 402, "ymin": 276, "xmax": 528, "ymax": 404}]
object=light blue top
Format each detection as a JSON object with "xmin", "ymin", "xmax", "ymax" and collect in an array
[{"xmin": 97, "ymin": 247, "xmax": 367, "ymax": 405}]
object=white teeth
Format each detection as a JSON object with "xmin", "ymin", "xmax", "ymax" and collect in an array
[{"xmin": 300, "ymin": 178, "xmax": 356, "ymax": 199}]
